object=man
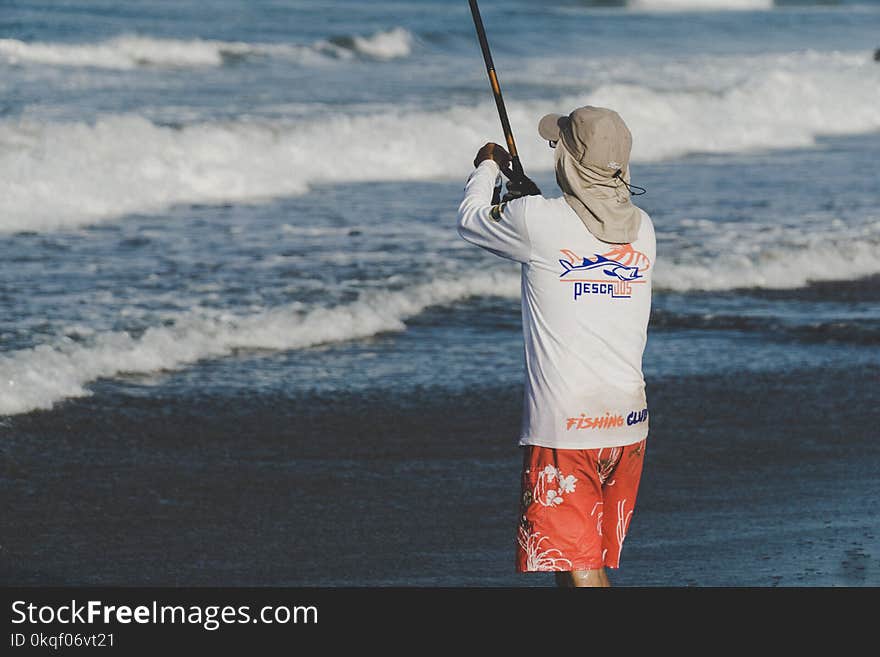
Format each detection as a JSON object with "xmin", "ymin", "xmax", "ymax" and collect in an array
[{"xmin": 457, "ymin": 106, "xmax": 655, "ymax": 587}]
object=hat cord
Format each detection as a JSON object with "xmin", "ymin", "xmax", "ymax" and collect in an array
[{"xmin": 613, "ymin": 169, "xmax": 647, "ymax": 196}]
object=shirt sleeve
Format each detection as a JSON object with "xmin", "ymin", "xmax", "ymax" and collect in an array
[{"xmin": 457, "ymin": 160, "xmax": 531, "ymax": 264}]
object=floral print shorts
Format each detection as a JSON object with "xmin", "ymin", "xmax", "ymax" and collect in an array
[{"xmin": 516, "ymin": 439, "xmax": 647, "ymax": 572}]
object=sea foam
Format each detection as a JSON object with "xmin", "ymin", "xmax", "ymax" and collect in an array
[
  {"xmin": 654, "ymin": 228, "xmax": 880, "ymax": 291},
  {"xmin": 4, "ymin": 223, "xmax": 880, "ymax": 416},
  {"xmin": 0, "ymin": 28, "xmax": 414, "ymax": 70},
  {"xmin": 628, "ymin": 0, "xmax": 773, "ymax": 10},
  {"xmin": 328, "ymin": 27, "xmax": 414, "ymax": 61},
  {"xmin": 0, "ymin": 270, "xmax": 518, "ymax": 416},
  {"xmin": 2, "ymin": 50, "xmax": 877, "ymax": 234}
]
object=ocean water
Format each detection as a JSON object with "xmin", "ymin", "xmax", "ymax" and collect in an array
[{"xmin": 1, "ymin": 0, "xmax": 879, "ymax": 586}]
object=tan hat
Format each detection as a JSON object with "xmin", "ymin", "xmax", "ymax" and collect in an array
[
  {"xmin": 538, "ymin": 106, "xmax": 632, "ymax": 172},
  {"xmin": 539, "ymin": 106, "xmax": 641, "ymax": 244}
]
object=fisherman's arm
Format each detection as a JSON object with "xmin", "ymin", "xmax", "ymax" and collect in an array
[{"xmin": 457, "ymin": 144, "xmax": 531, "ymax": 264}]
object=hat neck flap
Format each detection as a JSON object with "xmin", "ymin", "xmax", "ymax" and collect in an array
[{"xmin": 555, "ymin": 146, "xmax": 641, "ymax": 245}]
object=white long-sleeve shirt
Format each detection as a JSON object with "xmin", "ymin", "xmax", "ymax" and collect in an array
[{"xmin": 457, "ymin": 160, "xmax": 655, "ymax": 449}]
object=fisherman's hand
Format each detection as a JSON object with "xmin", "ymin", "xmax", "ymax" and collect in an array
[
  {"xmin": 474, "ymin": 142, "xmax": 511, "ymax": 170},
  {"xmin": 502, "ymin": 174, "xmax": 541, "ymax": 202}
]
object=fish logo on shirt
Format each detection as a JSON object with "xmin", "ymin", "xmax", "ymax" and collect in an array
[
  {"xmin": 559, "ymin": 245, "xmax": 651, "ymax": 300},
  {"xmin": 559, "ymin": 254, "xmax": 643, "ymax": 281}
]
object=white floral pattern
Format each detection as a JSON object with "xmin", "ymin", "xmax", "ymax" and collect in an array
[
  {"xmin": 590, "ymin": 501, "xmax": 604, "ymax": 536},
  {"xmin": 615, "ymin": 498, "xmax": 634, "ymax": 563},
  {"xmin": 517, "ymin": 525, "xmax": 572, "ymax": 572},
  {"xmin": 533, "ymin": 464, "xmax": 578, "ymax": 507},
  {"xmin": 557, "ymin": 473, "xmax": 577, "ymax": 494}
]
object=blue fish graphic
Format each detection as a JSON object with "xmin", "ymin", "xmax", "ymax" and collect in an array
[{"xmin": 559, "ymin": 254, "xmax": 642, "ymax": 281}]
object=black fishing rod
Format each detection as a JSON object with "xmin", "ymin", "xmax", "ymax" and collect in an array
[{"xmin": 468, "ymin": 0, "xmax": 540, "ymax": 199}]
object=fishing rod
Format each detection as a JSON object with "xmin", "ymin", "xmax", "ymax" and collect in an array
[{"xmin": 468, "ymin": 0, "xmax": 540, "ymax": 200}]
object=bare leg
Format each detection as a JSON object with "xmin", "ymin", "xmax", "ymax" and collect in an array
[{"xmin": 555, "ymin": 568, "xmax": 610, "ymax": 588}]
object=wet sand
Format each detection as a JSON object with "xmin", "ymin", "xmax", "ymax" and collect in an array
[{"xmin": 1, "ymin": 363, "xmax": 878, "ymax": 587}]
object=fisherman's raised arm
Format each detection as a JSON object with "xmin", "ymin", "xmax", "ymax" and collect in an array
[{"xmin": 457, "ymin": 142, "xmax": 532, "ymax": 264}]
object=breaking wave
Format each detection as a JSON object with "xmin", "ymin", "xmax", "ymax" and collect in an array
[
  {"xmin": 628, "ymin": 0, "xmax": 774, "ymax": 10},
  {"xmin": 0, "ymin": 27, "xmax": 414, "ymax": 70},
  {"xmin": 0, "ymin": 271, "xmax": 518, "ymax": 415},
  {"xmin": 1, "ymin": 48, "xmax": 876, "ymax": 233}
]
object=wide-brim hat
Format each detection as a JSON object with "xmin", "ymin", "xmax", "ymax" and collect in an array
[{"xmin": 538, "ymin": 106, "xmax": 633, "ymax": 173}]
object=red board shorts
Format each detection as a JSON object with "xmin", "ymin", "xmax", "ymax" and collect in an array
[{"xmin": 516, "ymin": 439, "xmax": 647, "ymax": 572}]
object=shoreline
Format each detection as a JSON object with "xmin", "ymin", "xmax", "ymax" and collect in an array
[{"xmin": 2, "ymin": 362, "xmax": 878, "ymax": 586}]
